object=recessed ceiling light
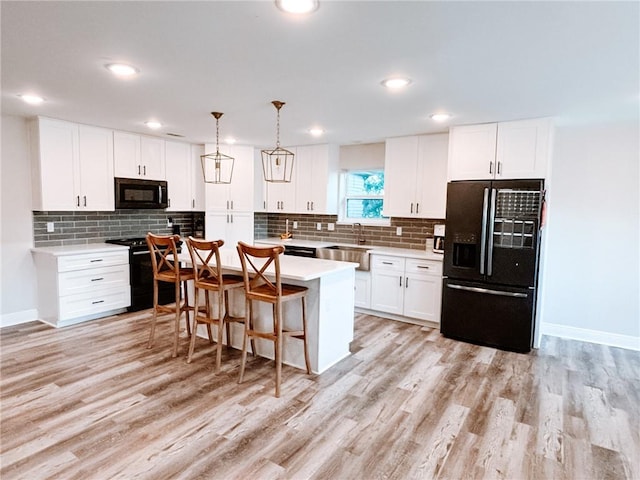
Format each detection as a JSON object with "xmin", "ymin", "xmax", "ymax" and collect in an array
[
  {"xmin": 18, "ymin": 94, "xmax": 45, "ymax": 105},
  {"xmin": 275, "ymin": 0, "xmax": 319, "ymax": 14},
  {"xmin": 381, "ymin": 77, "xmax": 412, "ymax": 89},
  {"xmin": 309, "ymin": 127, "xmax": 324, "ymax": 137},
  {"xmin": 105, "ymin": 63, "xmax": 139, "ymax": 77},
  {"xmin": 224, "ymin": 137, "xmax": 237, "ymax": 145},
  {"xmin": 145, "ymin": 121, "xmax": 162, "ymax": 130},
  {"xmin": 430, "ymin": 113, "xmax": 452, "ymax": 122}
]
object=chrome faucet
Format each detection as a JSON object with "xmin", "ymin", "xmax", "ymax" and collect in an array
[{"xmin": 353, "ymin": 222, "xmax": 366, "ymax": 245}]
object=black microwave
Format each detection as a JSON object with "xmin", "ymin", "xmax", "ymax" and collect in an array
[{"xmin": 115, "ymin": 177, "xmax": 168, "ymax": 209}]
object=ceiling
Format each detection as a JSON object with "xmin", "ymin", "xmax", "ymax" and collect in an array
[{"xmin": 2, "ymin": 1, "xmax": 638, "ymax": 147}]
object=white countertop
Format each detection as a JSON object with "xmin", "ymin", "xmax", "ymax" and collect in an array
[
  {"xmin": 31, "ymin": 243, "xmax": 129, "ymax": 256},
  {"xmin": 178, "ymin": 249, "xmax": 357, "ymax": 282},
  {"xmin": 256, "ymin": 237, "xmax": 444, "ymax": 262}
]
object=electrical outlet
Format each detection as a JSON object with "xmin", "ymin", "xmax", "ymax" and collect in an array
[
  {"xmin": 167, "ymin": 217, "xmax": 173, "ymax": 227},
  {"xmin": 328, "ymin": 223, "xmax": 335, "ymax": 231},
  {"xmin": 293, "ymin": 221, "xmax": 298, "ymax": 229},
  {"xmin": 46, "ymin": 222, "xmax": 54, "ymax": 233},
  {"xmin": 396, "ymin": 226, "xmax": 402, "ymax": 236},
  {"xmin": 316, "ymin": 222, "xmax": 322, "ymax": 231}
]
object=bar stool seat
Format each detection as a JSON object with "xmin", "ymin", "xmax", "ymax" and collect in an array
[
  {"xmin": 236, "ymin": 241, "xmax": 312, "ymax": 398},
  {"xmin": 146, "ymin": 233, "xmax": 195, "ymax": 358},
  {"xmin": 186, "ymin": 237, "xmax": 254, "ymax": 372}
]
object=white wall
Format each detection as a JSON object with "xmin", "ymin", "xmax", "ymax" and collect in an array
[
  {"xmin": 1, "ymin": 115, "xmax": 38, "ymax": 326},
  {"xmin": 540, "ymin": 120, "xmax": 640, "ymax": 349}
]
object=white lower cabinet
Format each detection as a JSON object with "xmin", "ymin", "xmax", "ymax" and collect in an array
[
  {"xmin": 32, "ymin": 246, "xmax": 131, "ymax": 327},
  {"xmin": 370, "ymin": 254, "xmax": 442, "ymax": 323},
  {"xmin": 354, "ymin": 270, "xmax": 371, "ymax": 309}
]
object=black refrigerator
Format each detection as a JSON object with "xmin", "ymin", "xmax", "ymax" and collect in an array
[{"xmin": 441, "ymin": 179, "xmax": 544, "ymax": 353}]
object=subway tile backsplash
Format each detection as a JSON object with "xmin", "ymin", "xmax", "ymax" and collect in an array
[
  {"xmin": 33, "ymin": 211, "xmax": 441, "ymax": 251},
  {"xmin": 33, "ymin": 210, "xmax": 205, "ymax": 247},
  {"xmin": 255, "ymin": 213, "xmax": 444, "ymax": 250}
]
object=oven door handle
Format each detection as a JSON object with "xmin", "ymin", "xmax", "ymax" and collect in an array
[{"xmin": 132, "ymin": 250, "xmax": 151, "ymax": 256}]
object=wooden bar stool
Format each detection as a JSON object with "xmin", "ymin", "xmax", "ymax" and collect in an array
[
  {"xmin": 146, "ymin": 233, "xmax": 195, "ymax": 358},
  {"xmin": 236, "ymin": 241, "xmax": 312, "ymax": 398},
  {"xmin": 186, "ymin": 237, "xmax": 254, "ymax": 372}
]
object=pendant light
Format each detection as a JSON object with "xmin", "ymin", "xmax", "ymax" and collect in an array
[
  {"xmin": 201, "ymin": 112, "xmax": 234, "ymax": 184},
  {"xmin": 261, "ymin": 100, "xmax": 294, "ymax": 183}
]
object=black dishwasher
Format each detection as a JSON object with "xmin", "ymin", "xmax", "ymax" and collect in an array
[{"xmin": 282, "ymin": 245, "xmax": 318, "ymax": 258}]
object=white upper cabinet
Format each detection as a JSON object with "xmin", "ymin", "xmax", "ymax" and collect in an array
[
  {"xmin": 495, "ymin": 118, "xmax": 552, "ymax": 179},
  {"xmin": 114, "ymin": 131, "xmax": 166, "ymax": 180},
  {"xmin": 204, "ymin": 144, "xmax": 255, "ymax": 212},
  {"xmin": 31, "ymin": 117, "xmax": 114, "ymax": 211},
  {"xmin": 191, "ymin": 144, "xmax": 205, "ymax": 211},
  {"xmin": 165, "ymin": 140, "xmax": 192, "ymax": 211},
  {"xmin": 384, "ymin": 133, "xmax": 448, "ymax": 219},
  {"xmin": 448, "ymin": 118, "xmax": 552, "ymax": 180},
  {"xmin": 294, "ymin": 144, "xmax": 339, "ymax": 214},
  {"xmin": 447, "ymin": 123, "xmax": 498, "ymax": 180}
]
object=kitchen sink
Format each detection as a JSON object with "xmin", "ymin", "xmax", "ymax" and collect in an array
[{"xmin": 316, "ymin": 245, "xmax": 371, "ymax": 271}]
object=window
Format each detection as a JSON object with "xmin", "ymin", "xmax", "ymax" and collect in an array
[{"xmin": 339, "ymin": 169, "xmax": 389, "ymax": 225}]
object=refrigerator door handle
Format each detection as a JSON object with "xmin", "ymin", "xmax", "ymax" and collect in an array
[
  {"xmin": 487, "ymin": 188, "xmax": 497, "ymax": 276},
  {"xmin": 480, "ymin": 188, "xmax": 489, "ymax": 275},
  {"xmin": 446, "ymin": 283, "xmax": 528, "ymax": 298}
]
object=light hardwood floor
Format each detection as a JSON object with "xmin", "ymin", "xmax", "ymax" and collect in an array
[{"xmin": 1, "ymin": 310, "xmax": 638, "ymax": 479}]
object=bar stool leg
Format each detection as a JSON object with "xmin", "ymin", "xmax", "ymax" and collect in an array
[
  {"xmin": 148, "ymin": 279, "xmax": 159, "ymax": 349},
  {"xmin": 183, "ymin": 280, "xmax": 191, "ymax": 336},
  {"xmin": 172, "ymin": 281, "xmax": 181, "ymax": 358},
  {"xmin": 215, "ymin": 289, "xmax": 224, "ymax": 373},
  {"xmin": 224, "ymin": 291, "xmax": 232, "ymax": 348},
  {"xmin": 238, "ymin": 297, "xmax": 251, "ymax": 384},
  {"xmin": 187, "ymin": 286, "xmax": 200, "ymax": 363}
]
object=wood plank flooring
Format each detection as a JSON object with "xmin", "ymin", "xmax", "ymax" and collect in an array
[{"xmin": 1, "ymin": 310, "xmax": 638, "ymax": 479}]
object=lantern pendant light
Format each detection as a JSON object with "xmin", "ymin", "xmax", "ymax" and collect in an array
[
  {"xmin": 201, "ymin": 112, "xmax": 234, "ymax": 184},
  {"xmin": 261, "ymin": 100, "xmax": 295, "ymax": 183}
]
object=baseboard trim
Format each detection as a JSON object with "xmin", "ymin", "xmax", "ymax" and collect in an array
[
  {"xmin": 542, "ymin": 322, "xmax": 640, "ymax": 351},
  {"xmin": 1, "ymin": 309, "xmax": 39, "ymax": 328}
]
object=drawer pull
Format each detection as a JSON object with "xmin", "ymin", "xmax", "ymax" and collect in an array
[
  {"xmin": 92, "ymin": 300, "xmax": 105, "ymax": 305},
  {"xmin": 91, "ymin": 277, "xmax": 104, "ymax": 282},
  {"xmin": 90, "ymin": 259, "xmax": 104, "ymax": 263},
  {"xmin": 417, "ymin": 265, "xmax": 430, "ymax": 269},
  {"xmin": 382, "ymin": 261, "xmax": 394, "ymax": 265}
]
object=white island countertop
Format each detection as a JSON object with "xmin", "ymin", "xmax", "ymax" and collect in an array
[{"xmin": 178, "ymin": 249, "xmax": 358, "ymax": 282}]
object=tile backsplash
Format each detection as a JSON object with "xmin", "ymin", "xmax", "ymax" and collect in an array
[
  {"xmin": 33, "ymin": 210, "xmax": 205, "ymax": 247},
  {"xmin": 255, "ymin": 213, "xmax": 444, "ymax": 250}
]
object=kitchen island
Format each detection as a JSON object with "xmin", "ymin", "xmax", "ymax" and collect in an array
[{"xmin": 179, "ymin": 250, "xmax": 357, "ymax": 374}]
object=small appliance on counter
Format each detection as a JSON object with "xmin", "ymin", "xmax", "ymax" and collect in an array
[{"xmin": 433, "ymin": 224, "xmax": 445, "ymax": 253}]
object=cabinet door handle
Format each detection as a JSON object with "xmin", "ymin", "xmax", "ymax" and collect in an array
[
  {"xmin": 230, "ymin": 200, "xmax": 234, "ymax": 210},
  {"xmin": 168, "ymin": 198, "xmax": 171, "ymax": 207},
  {"xmin": 410, "ymin": 203, "xmax": 414, "ymax": 214},
  {"xmin": 399, "ymin": 276, "xmax": 403, "ymax": 287},
  {"xmin": 311, "ymin": 201, "xmax": 314, "ymax": 211},
  {"xmin": 83, "ymin": 195, "xmax": 87, "ymax": 207},
  {"xmin": 76, "ymin": 195, "xmax": 80, "ymax": 207},
  {"xmin": 138, "ymin": 165, "xmax": 141, "ymax": 175},
  {"xmin": 143, "ymin": 165, "xmax": 146, "ymax": 175},
  {"xmin": 263, "ymin": 200, "xmax": 266, "ymax": 210},
  {"xmin": 230, "ymin": 214, "xmax": 234, "ymax": 223},
  {"xmin": 90, "ymin": 259, "xmax": 103, "ymax": 263},
  {"xmin": 405, "ymin": 277, "xmax": 409, "ymax": 288},
  {"xmin": 307, "ymin": 201, "xmax": 310, "ymax": 211},
  {"xmin": 227, "ymin": 200, "xmax": 229, "ymax": 209},
  {"xmin": 91, "ymin": 277, "xmax": 104, "ymax": 282},
  {"xmin": 416, "ymin": 203, "xmax": 419, "ymax": 214},
  {"xmin": 92, "ymin": 300, "xmax": 105, "ymax": 305},
  {"xmin": 489, "ymin": 162, "xmax": 493, "ymax": 174},
  {"xmin": 192, "ymin": 199, "xmax": 195, "ymax": 208},
  {"xmin": 226, "ymin": 214, "xmax": 229, "ymax": 223},
  {"xmin": 497, "ymin": 161, "xmax": 502, "ymax": 175}
]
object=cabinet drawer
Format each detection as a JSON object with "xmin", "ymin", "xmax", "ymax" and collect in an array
[
  {"xmin": 59, "ymin": 287, "xmax": 131, "ymax": 321},
  {"xmin": 371, "ymin": 255, "xmax": 404, "ymax": 272},
  {"xmin": 405, "ymin": 258, "xmax": 443, "ymax": 276},
  {"xmin": 58, "ymin": 250, "xmax": 129, "ymax": 272},
  {"xmin": 58, "ymin": 264, "xmax": 130, "ymax": 296}
]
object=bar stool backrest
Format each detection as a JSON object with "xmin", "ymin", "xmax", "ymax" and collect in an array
[
  {"xmin": 146, "ymin": 233, "xmax": 181, "ymax": 278},
  {"xmin": 187, "ymin": 237, "xmax": 225, "ymax": 287},
  {"xmin": 236, "ymin": 241, "xmax": 285, "ymax": 298}
]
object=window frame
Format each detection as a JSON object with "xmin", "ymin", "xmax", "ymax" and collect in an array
[{"xmin": 337, "ymin": 169, "xmax": 391, "ymax": 226}]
